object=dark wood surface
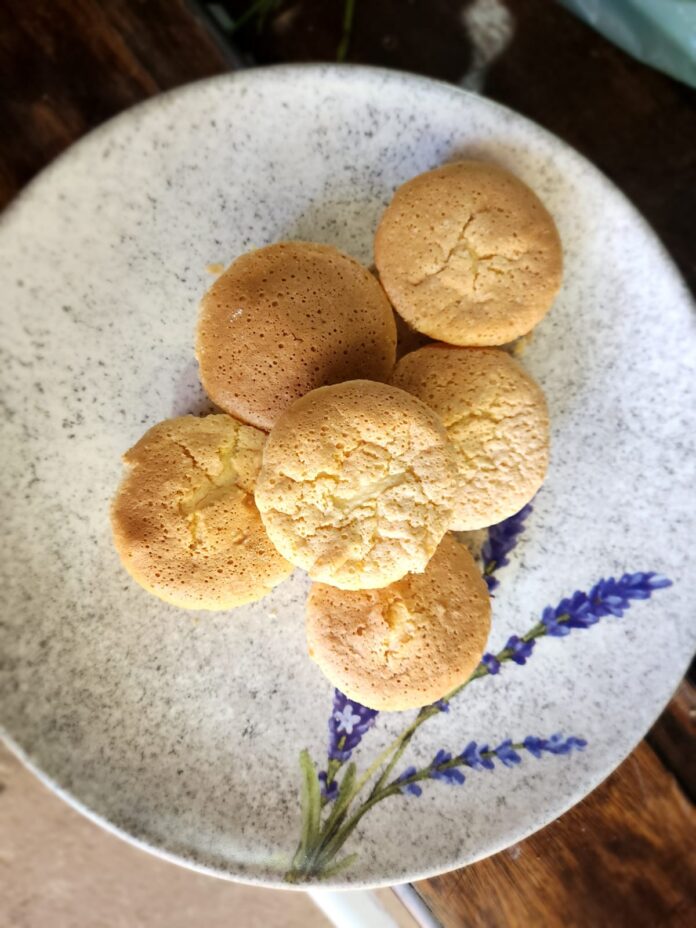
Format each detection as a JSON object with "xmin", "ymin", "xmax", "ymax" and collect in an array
[
  {"xmin": 416, "ymin": 681, "xmax": 696, "ymax": 928},
  {"xmin": 1, "ymin": 2, "xmax": 693, "ymax": 925},
  {"xmin": 0, "ymin": 0, "xmax": 231, "ymax": 208}
]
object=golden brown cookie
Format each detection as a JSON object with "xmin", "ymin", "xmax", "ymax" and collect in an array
[
  {"xmin": 306, "ymin": 534, "xmax": 491, "ymax": 711},
  {"xmin": 111, "ymin": 414, "xmax": 293, "ymax": 609},
  {"xmin": 392, "ymin": 345, "xmax": 549, "ymax": 530},
  {"xmin": 374, "ymin": 160, "xmax": 563, "ymax": 345},
  {"xmin": 254, "ymin": 380, "xmax": 458, "ymax": 590},
  {"xmin": 196, "ymin": 242, "xmax": 397, "ymax": 431}
]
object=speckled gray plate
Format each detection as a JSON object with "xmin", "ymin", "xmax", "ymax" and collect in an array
[{"xmin": 1, "ymin": 66, "xmax": 695, "ymax": 890}]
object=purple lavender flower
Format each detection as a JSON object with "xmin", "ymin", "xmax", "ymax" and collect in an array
[
  {"xmin": 396, "ymin": 732, "xmax": 586, "ymax": 797},
  {"xmin": 523, "ymin": 733, "xmax": 588, "ymax": 757},
  {"xmin": 521, "ymin": 735, "xmax": 547, "ymax": 758},
  {"xmin": 494, "ymin": 739, "xmax": 522, "ymax": 767},
  {"xmin": 540, "ymin": 604, "xmax": 572, "ymax": 637},
  {"xmin": 460, "ymin": 741, "xmax": 495, "ymax": 770},
  {"xmin": 541, "ymin": 573, "xmax": 672, "ymax": 635},
  {"xmin": 432, "ymin": 698, "xmax": 450, "ymax": 712},
  {"xmin": 328, "ymin": 690, "xmax": 378, "ymax": 763},
  {"xmin": 481, "ymin": 503, "xmax": 533, "ymax": 591},
  {"xmin": 475, "ymin": 571, "xmax": 672, "ymax": 679},
  {"xmin": 396, "ymin": 766, "xmax": 422, "ymax": 796},
  {"xmin": 504, "ymin": 635, "xmax": 536, "ymax": 665},
  {"xmin": 317, "ymin": 770, "xmax": 339, "ymax": 800},
  {"xmin": 429, "ymin": 749, "xmax": 466, "ymax": 784},
  {"xmin": 481, "ymin": 652, "xmax": 501, "ymax": 674}
]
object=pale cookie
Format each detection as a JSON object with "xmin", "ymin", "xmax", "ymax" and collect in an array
[
  {"xmin": 255, "ymin": 380, "xmax": 458, "ymax": 590},
  {"xmin": 306, "ymin": 534, "xmax": 491, "ymax": 711},
  {"xmin": 392, "ymin": 345, "xmax": 549, "ymax": 530},
  {"xmin": 374, "ymin": 160, "xmax": 563, "ymax": 345},
  {"xmin": 111, "ymin": 415, "xmax": 293, "ymax": 609},
  {"xmin": 196, "ymin": 241, "xmax": 397, "ymax": 431}
]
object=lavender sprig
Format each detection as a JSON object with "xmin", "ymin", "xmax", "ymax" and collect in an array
[
  {"xmin": 396, "ymin": 733, "xmax": 587, "ymax": 796},
  {"xmin": 470, "ymin": 572, "xmax": 672, "ymax": 689},
  {"xmin": 540, "ymin": 573, "xmax": 672, "ymax": 635},
  {"xmin": 481, "ymin": 503, "xmax": 534, "ymax": 591},
  {"xmin": 319, "ymin": 690, "xmax": 378, "ymax": 800}
]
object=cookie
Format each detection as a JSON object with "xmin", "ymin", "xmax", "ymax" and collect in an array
[
  {"xmin": 111, "ymin": 414, "xmax": 293, "ymax": 609},
  {"xmin": 254, "ymin": 380, "xmax": 458, "ymax": 589},
  {"xmin": 306, "ymin": 534, "xmax": 491, "ymax": 711},
  {"xmin": 392, "ymin": 345, "xmax": 549, "ymax": 530},
  {"xmin": 374, "ymin": 160, "xmax": 563, "ymax": 345},
  {"xmin": 196, "ymin": 241, "xmax": 397, "ymax": 431}
]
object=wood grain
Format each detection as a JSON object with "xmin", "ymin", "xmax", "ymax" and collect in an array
[
  {"xmin": 648, "ymin": 680, "xmax": 696, "ymax": 803},
  {"xmin": 416, "ymin": 737, "xmax": 696, "ymax": 928},
  {"xmin": 0, "ymin": 0, "xmax": 231, "ymax": 208}
]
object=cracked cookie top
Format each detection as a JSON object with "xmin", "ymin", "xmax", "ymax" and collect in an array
[
  {"xmin": 196, "ymin": 241, "xmax": 397, "ymax": 432},
  {"xmin": 305, "ymin": 534, "xmax": 491, "ymax": 710},
  {"xmin": 254, "ymin": 380, "xmax": 458, "ymax": 590},
  {"xmin": 110, "ymin": 414, "xmax": 293, "ymax": 609},
  {"xmin": 392, "ymin": 345, "xmax": 549, "ymax": 530},
  {"xmin": 374, "ymin": 160, "xmax": 563, "ymax": 346}
]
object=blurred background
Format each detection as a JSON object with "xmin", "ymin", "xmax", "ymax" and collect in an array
[{"xmin": 1, "ymin": 2, "xmax": 694, "ymax": 926}]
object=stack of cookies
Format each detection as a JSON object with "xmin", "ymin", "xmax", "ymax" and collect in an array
[{"xmin": 111, "ymin": 161, "xmax": 562, "ymax": 712}]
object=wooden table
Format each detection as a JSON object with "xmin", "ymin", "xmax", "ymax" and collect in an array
[{"xmin": 1, "ymin": 2, "xmax": 694, "ymax": 924}]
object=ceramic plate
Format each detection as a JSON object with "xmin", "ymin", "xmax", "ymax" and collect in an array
[{"xmin": 1, "ymin": 66, "xmax": 694, "ymax": 890}]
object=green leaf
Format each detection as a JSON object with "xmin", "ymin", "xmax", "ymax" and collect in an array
[
  {"xmin": 322, "ymin": 762, "xmax": 357, "ymax": 836},
  {"xmin": 315, "ymin": 786, "xmax": 400, "ymax": 868},
  {"xmin": 298, "ymin": 749, "xmax": 322, "ymax": 862},
  {"xmin": 317, "ymin": 814, "xmax": 363, "ymax": 865},
  {"xmin": 315, "ymin": 810, "xmax": 364, "ymax": 869},
  {"xmin": 316, "ymin": 852, "xmax": 360, "ymax": 881}
]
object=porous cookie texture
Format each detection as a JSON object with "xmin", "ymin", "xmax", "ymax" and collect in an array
[
  {"xmin": 392, "ymin": 345, "xmax": 549, "ymax": 530},
  {"xmin": 196, "ymin": 241, "xmax": 397, "ymax": 431},
  {"xmin": 111, "ymin": 415, "xmax": 293, "ymax": 609},
  {"xmin": 254, "ymin": 380, "xmax": 458, "ymax": 590},
  {"xmin": 374, "ymin": 160, "xmax": 563, "ymax": 346},
  {"xmin": 306, "ymin": 534, "xmax": 491, "ymax": 710}
]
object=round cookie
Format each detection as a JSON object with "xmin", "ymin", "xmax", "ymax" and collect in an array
[
  {"xmin": 392, "ymin": 345, "xmax": 549, "ymax": 530},
  {"xmin": 374, "ymin": 160, "xmax": 563, "ymax": 346},
  {"xmin": 306, "ymin": 534, "xmax": 491, "ymax": 711},
  {"xmin": 254, "ymin": 380, "xmax": 458, "ymax": 590},
  {"xmin": 196, "ymin": 242, "xmax": 397, "ymax": 431},
  {"xmin": 111, "ymin": 414, "xmax": 293, "ymax": 609}
]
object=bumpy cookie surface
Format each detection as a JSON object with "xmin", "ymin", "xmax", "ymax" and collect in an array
[
  {"xmin": 306, "ymin": 534, "xmax": 491, "ymax": 710},
  {"xmin": 392, "ymin": 345, "xmax": 549, "ymax": 530},
  {"xmin": 196, "ymin": 242, "xmax": 397, "ymax": 431},
  {"xmin": 111, "ymin": 415, "xmax": 293, "ymax": 609},
  {"xmin": 254, "ymin": 380, "xmax": 458, "ymax": 589},
  {"xmin": 374, "ymin": 161, "xmax": 562, "ymax": 345}
]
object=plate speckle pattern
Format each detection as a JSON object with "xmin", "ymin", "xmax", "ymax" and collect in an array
[{"xmin": 0, "ymin": 66, "xmax": 695, "ymax": 888}]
